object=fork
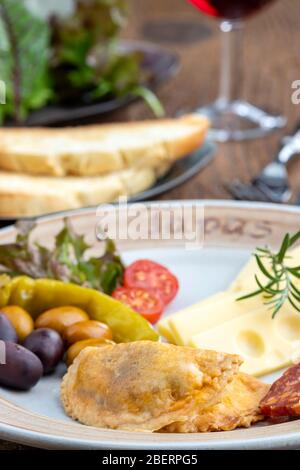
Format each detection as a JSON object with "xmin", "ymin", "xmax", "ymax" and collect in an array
[{"xmin": 227, "ymin": 130, "xmax": 300, "ymax": 203}]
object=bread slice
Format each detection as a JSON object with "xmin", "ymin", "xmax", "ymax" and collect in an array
[
  {"xmin": 0, "ymin": 115, "xmax": 209, "ymax": 177},
  {"xmin": 0, "ymin": 165, "xmax": 171, "ymax": 217}
]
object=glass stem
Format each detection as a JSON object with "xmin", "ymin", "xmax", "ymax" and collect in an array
[{"xmin": 217, "ymin": 20, "xmax": 244, "ymax": 105}]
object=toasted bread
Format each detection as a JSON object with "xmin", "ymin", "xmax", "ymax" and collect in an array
[
  {"xmin": 0, "ymin": 115, "xmax": 209, "ymax": 177},
  {"xmin": 0, "ymin": 166, "xmax": 170, "ymax": 217}
]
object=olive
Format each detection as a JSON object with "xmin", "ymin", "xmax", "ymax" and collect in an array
[
  {"xmin": 23, "ymin": 328, "xmax": 64, "ymax": 375},
  {"xmin": 0, "ymin": 342, "xmax": 43, "ymax": 390},
  {"xmin": 0, "ymin": 314, "xmax": 18, "ymax": 343},
  {"xmin": 66, "ymin": 338, "xmax": 115, "ymax": 366},
  {"xmin": 63, "ymin": 320, "xmax": 113, "ymax": 346},
  {"xmin": 0, "ymin": 306, "xmax": 34, "ymax": 342},
  {"xmin": 35, "ymin": 306, "xmax": 89, "ymax": 335}
]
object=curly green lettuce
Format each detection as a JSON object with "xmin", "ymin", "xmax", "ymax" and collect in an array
[
  {"xmin": 0, "ymin": 0, "xmax": 52, "ymax": 123},
  {"xmin": 0, "ymin": 0, "xmax": 164, "ymax": 123},
  {"xmin": 0, "ymin": 219, "xmax": 124, "ymax": 295}
]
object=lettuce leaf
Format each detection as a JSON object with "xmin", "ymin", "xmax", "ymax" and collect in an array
[
  {"xmin": 0, "ymin": 219, "xmax": 124, "ymax": 295},
  {"xmin": 0, "ymin": 0, "xmax": 52, "ymax": 123},
  {"xmin": 50, "ymin": 0, "xmax": 164, "ymax": 116}
]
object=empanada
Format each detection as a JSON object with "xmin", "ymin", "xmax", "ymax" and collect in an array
[
  {"xmin": 161, "ymin": 373, "xmax": 269, "ymax": 433},
  {"xmin": 61, "ymin": 341, "xmax": 241, "ymax": 431}
]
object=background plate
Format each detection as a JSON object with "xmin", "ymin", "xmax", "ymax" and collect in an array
[
  {"xmin": 0, "ymin": 141, "xmax": 216, "ymax": 228},
  {"xmin": 5, "ymin": 41, "xmax": 179, "ymax": 127},
  {"xmin": 130, "ymin": 141, "xmax": 215, "ymax": 202},
  {"xmin": 0, "ymin": 201, "xmax": 299, "ymax": 449}
]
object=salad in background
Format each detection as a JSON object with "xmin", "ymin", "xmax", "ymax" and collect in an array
[{"xmin": 0, "ymin": 0, "xmax": 164, "ymax": 124}]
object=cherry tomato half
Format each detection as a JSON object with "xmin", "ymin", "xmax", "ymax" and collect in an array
[
  {"xmin": 124, "ymin": 260, "xmax": 179, "ymax": 305},
  {"xmin": 112, "ymin": 287, "xmax": 164, "ymax": 324}
]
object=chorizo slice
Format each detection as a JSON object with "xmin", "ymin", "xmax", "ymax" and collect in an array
[{"xmin": 260, "ymin": 364, "xmax": 300, "ymax": 418}]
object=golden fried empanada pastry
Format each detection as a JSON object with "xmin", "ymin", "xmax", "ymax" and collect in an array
[
  {"xmin": 161, "ymin": 373, "xmax": 270, "ymax": 433},
  {"xmin": 61, "ymin": 341, "xmax": 241, "ymax": 431}
]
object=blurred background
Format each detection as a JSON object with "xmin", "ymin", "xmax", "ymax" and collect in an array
[
  {"xmin": 123, "ymin": 0, "xmax": 292, "ymax": 121},
  {"xmin": 120, "ymin": 0, "xmax": 300, "ymax": 200}
]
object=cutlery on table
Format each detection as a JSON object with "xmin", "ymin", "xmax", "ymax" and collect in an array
[{"xmin": 226, "ymin": 130, "xmax": 300, "ymax": 203}]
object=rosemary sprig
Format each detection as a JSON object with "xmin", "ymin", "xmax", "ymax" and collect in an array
[{"xmin": 237, "ymin": 231, "xmax": 300, "ymax": 318}]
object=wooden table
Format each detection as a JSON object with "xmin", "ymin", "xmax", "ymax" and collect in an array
[
  {"xmin": 1, "ymin": 0, "xmax": 300, "ymax": 451},
  {"xmin": 122, "ymin": 0, "xmax": 300, "ymax": 202}
]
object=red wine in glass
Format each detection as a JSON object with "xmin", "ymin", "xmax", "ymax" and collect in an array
[
  {"xmin": 187, "ymin": 0, "xmax": 285, "ymax": 141},
  {"xmin": 189, "ymin": 0, "xmax": 276, "ymax": 20}
]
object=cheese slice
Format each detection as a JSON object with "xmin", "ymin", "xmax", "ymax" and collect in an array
[
  {"xmin": 157, "ymin": 247, "xmax": 300, "ymax": 362},
  {"xmin": 229, "ymin": 245, "xmax": 300, "ymax": 293},
  {"xmin": 168, "ymin": 292, "xmax": 264, "ymax": 346},
  {"xmin": 189, "ymin": 304, "xmax": 300, "ymax": 376},
  {"xmin": 157, "ymin": 317, "xmax": 177, "ymax": 344},
  {"xmin": 157, "ymin": 292, "xmax": 227, "ymax": 344}
]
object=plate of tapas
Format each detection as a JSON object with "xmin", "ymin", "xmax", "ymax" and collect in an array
[{"xmin": 0, "ymin": 200, "xmax": 299, "ymax": 449}]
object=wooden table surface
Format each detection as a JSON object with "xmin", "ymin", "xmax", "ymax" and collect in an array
[{"xmin": 1, "ymin": 0, "xmax": 300, "ymax": 450}]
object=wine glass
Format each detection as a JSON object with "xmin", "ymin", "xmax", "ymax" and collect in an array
[{"xmin": 188, "ymin": 0, "xmax": 286, "ymax": 141}]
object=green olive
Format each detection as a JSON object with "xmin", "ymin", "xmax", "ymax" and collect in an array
[
  {"xmin": 0, "ymin": 305, "xmax": 34, "ymax": 342},
  {"xmin": 35, "ymin": 306, "xmax": 89, "ymax": 335},
  {"xmin": 63, "ymin": 320, "xmax": 113, "ymax": 345},
  {"xmin": 66, "ymin": 338, "xmax": 115, "ymax": 366}
]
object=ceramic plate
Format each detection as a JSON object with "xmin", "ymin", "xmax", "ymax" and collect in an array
[{"xmin": 0, "ymin": 201, "xmax": 299, "ymax": 450}]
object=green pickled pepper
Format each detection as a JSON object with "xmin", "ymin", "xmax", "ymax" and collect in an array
[{"xmin": 0, "ymin": 276, "xmax": 159, "ymax": 344}]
